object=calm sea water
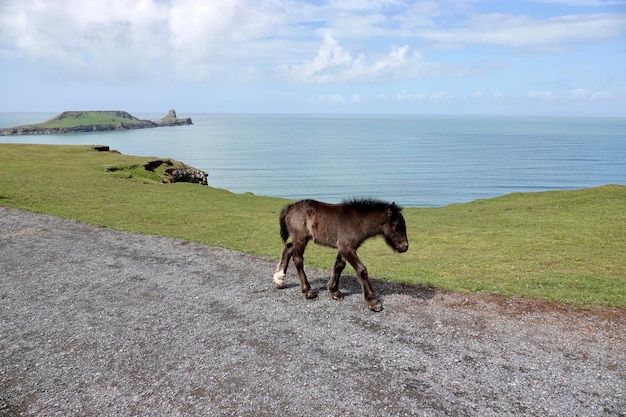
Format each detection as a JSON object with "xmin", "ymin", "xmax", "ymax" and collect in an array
[{"xmin": 1, "ymin": 113, "xmax": 625, "ymax": 207}]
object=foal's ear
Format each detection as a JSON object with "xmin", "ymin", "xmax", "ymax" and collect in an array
[
  {"xmin": 387, "ymin": 202, "xmax": 403, "ymax": 219},
  {"xmin": 387, "ymin": 202, "xmax": 397, "ymax": 219}
]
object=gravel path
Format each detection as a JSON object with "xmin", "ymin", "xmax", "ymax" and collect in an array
[{"xmin": 1, "ymin": 207, "xmax": 624, "ymax": 416}]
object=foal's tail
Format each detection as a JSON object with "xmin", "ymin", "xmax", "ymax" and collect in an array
[{"xmin": 278, "ymin": 204, "xmax": 291, "ymax": 243}]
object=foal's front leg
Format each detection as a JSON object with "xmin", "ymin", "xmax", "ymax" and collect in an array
[{"xmin": 341, "ymin": 249, "xmax": 382, "ymax": 312}]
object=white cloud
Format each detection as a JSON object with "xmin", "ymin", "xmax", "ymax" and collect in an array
[
  {"xmin": 316, "ymin": 93, "xmax": 362, "ymax": 103},
  {"xmin": 0, "ymin": 0, "xmax": 282, "ymax": 80},
  {"xmin": 286, "ymin": 34, "xmax": 446, "ymax": 83},
  {"xmin": 167, "ymin": 0, "xmax": 282, "ymax": 79},
  {"xmin": 416, "ymin": 12, "xmax": 626, "ymax": 50},
  {"xmin": 377, "ymin": 90, "xmax": 452, "ymax": 102},
  {"xmin": 0, "ymin": 0, "xmax": 171, "ymax": 78},
  {"xmin": 374, "ymin": 88, "xmax": 618, "ymax": 106},
  {"xmin": 0, "ymin": 0, "xmax": 625, "ymax": 98},
  {"xmin": 329, "ymin": 94, "xmax": 346, "ymax": 103},
  {"xmin": 392, "ymin": 90, "xmax": 420, "ymax": 101},
  {"xmin": 527, "ymin": 90, "xmax": 555, "ymax": 100},
  {"xmin": 290, "ymin": 35, "xmax": 363, "ymax": 81},
  {"xmin": 533, "ymin": 0, "xmax": 626, "ymax": 6},
  {"xmin": 569, "ymin": 88, "xmax": 611, "ymax": 99}
]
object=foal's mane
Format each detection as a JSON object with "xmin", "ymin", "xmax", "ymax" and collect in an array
[{"xmin": 342, "ymin": 198, "xmax": 402, "ymax": 212}]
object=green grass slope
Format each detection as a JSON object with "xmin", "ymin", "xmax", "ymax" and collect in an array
[
  {"xmin": 37, "ymin": 110, "xmax": 150, "ymax": 128},
  {"xmin": 1, "ymin": 144, "xmax": 624, "ymax": 308}
]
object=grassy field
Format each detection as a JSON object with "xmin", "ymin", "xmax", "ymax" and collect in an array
[{"xmin": 1, "ymin": 143, "xmax": 624, "ymax": 309}]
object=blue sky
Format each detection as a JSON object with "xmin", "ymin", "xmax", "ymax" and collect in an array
[{"xmin": 1, "ymin": 0, "xmax": 625, "ymax": 115}]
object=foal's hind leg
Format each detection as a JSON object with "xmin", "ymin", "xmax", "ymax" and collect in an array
[
  {"xmin": 327, "ymin": 253, "xmax": 346, "ymax": 300},
  {"xmin": 292, "ymin": 242, "xmax": 317, "ymax": 300},
  {"xmin": 273, "ymin": 242, "xmax": 293, "ymax": 288}
]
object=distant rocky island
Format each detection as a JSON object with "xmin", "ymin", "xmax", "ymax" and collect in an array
[{"xmin": 0, "ymin": 109, "xmax": 192, "ymax": 136}]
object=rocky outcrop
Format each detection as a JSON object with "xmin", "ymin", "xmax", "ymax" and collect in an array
[
  {"xmin": 165, "ymin": 166, "xmax": 208, "ymax": 185},
  {"xmin": 141, "ymin": 159, "xmax": 208, "ymax": 185},
  {"xmin": 156, "ymin": 109, "xmax": 193, "ymax": 127}
]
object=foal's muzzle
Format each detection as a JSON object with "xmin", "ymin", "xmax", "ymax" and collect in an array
[{"xmin": 396, "ymin": 241, "xmax": 409, "ymax": 253}]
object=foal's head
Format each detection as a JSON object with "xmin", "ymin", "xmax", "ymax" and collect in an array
[{"xmin": 383, "ymin": 203, "xmax": 409, "ymax": 253}]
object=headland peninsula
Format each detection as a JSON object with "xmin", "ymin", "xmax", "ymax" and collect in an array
[{"xmin": 0, "ymin": 109, "xmax": 192, "ymax": 136}]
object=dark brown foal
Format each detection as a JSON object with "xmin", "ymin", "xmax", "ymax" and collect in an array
[{"xmin": 273, "ymin": 198, "xmax": 408, "ymax": 312}]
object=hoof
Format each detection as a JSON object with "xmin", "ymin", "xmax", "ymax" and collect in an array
[
  {"xmin": 329, "ymin": 291, "xmax": 344, "ymax": 301},
  {"xmin": 368, "ymin": 300, "xmax": 383, "ymax": 312},
  {"xmin": 273, "ymin": 271, "xmax": 285, "ymax": 289},
  {"xmin": 305, "ymin": 291, "xmax": 318, "ymax": 300}
]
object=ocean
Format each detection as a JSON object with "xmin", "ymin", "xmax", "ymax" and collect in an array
[{"xmin": 1, "ymin": 113, "xmax": 625, "ymax": 207}]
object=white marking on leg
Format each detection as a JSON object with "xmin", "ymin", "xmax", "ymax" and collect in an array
[{"xmin": 273, "ymin": 269, "xmax": 286, "ymax": 288}]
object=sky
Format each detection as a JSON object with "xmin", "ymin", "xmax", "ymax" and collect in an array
[{"xmin": 1, "ymin": 0, "xmax": 625, "ymax": 116}]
